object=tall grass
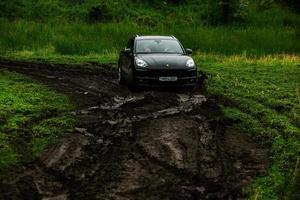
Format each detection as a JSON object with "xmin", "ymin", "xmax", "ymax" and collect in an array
[{"xmin": 1, "ymin": 18, "xmax": 300, "ymax": 57}]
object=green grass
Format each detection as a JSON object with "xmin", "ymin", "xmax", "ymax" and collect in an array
[
  {"xmin": 0, "ymin": 18, "xmax": 299, "ymax": 57},
  {"xmin": 196, "ymin": 53, "xmax": 300, "ymax": 199},
  {"xmin": 0, "ymin": 70, "xmax": 75, "ymax": 174}
]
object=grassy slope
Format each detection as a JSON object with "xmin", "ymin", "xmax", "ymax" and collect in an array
[
  {"xmin": 0, "ymin": 70, "xmax": 75, "ymax": 174},
  {"xmin": 197, "ymin": 54, "xmax": 300, "ymax": 199}
]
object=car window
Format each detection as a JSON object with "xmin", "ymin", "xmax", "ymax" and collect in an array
[{"xmin": 135, "ymin": 39, "xmax": 184, "ymax": 54}]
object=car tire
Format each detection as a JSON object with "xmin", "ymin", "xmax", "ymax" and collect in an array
[
  {"xmin": 187, "ymin": 85, "xmax": 196, "ymax": 92},
  {"xmin": 127, "ymin": 67, "xmax": 137, "ymax": 91},
  {"xmin": 118, "ymin": 66, "xmax": 125, "ymax": 85}
]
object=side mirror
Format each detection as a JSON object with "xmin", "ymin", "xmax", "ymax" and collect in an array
[
  {"xmin": 185, "ymin": 48, "xmax": 193, "ymax": 55},
  {"xmin": 122, "ymin": 48, "xmax": 132, "ymax": 54}
]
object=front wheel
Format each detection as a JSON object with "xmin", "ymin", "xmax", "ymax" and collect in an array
[
  {"xmin": 127, "ymin": 67, "xmax": 137, "ymax": 91},
  {"xmin": 118, "ymin": 67, "xmax": 125, "ymax": 85}
]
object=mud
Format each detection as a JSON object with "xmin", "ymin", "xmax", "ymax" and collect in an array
[{"xmin": 0, "ymin": 60, "xmax": 270, "ymax": 200}]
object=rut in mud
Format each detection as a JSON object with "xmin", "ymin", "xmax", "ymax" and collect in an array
[{"xmin": 0, "ymin": 60, "xmax": 270, "ymax": 200}]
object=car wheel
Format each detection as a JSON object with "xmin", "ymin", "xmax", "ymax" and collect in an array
[
  {"xmin": 187, "ymin": 85, "xmax": 196, "ymax": 92},
  {"xmin": 127, "ymin": 67, "xmax": 137, "ymax": 91},
  {"xmin": 118, "ymin": 66, "xmax": 125, "ymax": 85}
]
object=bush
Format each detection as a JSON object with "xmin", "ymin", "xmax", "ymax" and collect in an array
[
  {"xmin": 88, "ymin": 4, "xmax": 113, "ymax": 23},
  {"xmin": 276, "ymin": 0, "xmax": 300, "ymax": 12},
  {"xmin": 202, "ymin": 0, "xmax": 249, "ymax": 25}
]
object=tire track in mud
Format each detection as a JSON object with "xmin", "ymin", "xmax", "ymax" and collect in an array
[{"xmin": 0, "ymin": 60, "xmax": 270, "ymax": 200}]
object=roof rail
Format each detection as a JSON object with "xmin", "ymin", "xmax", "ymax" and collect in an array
[
  {"xmin": 171, "ymin": 35, "xmax": 176, "ymax": 39},
  {"xmin": 136, "ymin": 34, "xmax": 139, "ymax": 37}
]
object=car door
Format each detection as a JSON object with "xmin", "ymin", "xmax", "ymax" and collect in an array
[{"xmin": 122, "ymin": 37, "xmax": 134, "ymax": 76}]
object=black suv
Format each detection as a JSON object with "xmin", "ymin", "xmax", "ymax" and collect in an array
[{"xmin": 118, "ymin": 35, "xmax": 197, "ymax": 90}]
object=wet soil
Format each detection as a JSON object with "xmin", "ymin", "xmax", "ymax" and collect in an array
[{"xmin": 0, "ymin": 60, "xmax": 270, "ymax": 200}]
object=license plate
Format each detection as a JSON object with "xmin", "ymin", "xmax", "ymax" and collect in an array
[{"xmin": 159, "ymin": 76, "xmax": 178, "ymax": 82}]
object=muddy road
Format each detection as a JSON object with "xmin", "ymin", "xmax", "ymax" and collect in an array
[{"xmin": 0, "ymin": 60, "xmax": 270, "ymax": 200}]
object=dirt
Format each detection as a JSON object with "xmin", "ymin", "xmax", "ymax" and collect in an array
[{"xmin": 0, "ymin": 60, "xmax": 270, "ymax": 200}]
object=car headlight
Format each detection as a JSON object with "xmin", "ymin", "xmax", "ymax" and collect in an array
[
  {"xmin": 135, "ymin": 58, "xmax": 148, "ymax": 67},
  {"xmin": 186, "ymin": 59, "xmax": 195, "ymax": 67}
]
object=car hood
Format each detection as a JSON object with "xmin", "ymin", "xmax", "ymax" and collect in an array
[{"xmin": 137, "ymin": 54, "xmax": 192, "ymax": 69}]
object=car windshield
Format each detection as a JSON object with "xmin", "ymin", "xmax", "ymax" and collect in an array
[{"xmin": 135, "ymin": 39, "xmax": 184, "ymax": 54}]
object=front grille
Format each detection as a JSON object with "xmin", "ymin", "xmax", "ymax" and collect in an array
[
  {"xmin": 136, "ymin": 69, "xmax": 197, "ymax": 78},
  {"xmin": 137, "ymin": 77, "xmax": 197, "ymax": 86},
  {"xmin": 135, "ymin": 68, "xmax": 198, "ymax": 87}
]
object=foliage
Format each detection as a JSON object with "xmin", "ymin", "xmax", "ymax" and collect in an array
[
  {"xmin": 0, "ymin": 0, "xmax": 298, "ymax": 25},
  {"xmin": 202, "ymin": 0, "xmax": 246, "ymax": 25},
  {"xmin": 276, "ymin": 0, "xmax": 300, "ymax": 12}
]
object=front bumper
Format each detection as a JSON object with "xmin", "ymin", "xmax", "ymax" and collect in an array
[{"xmin": 135, "ymin": 68, "xmax": 197, "ymax": 87}]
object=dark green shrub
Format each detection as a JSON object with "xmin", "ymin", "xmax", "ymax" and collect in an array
[
  {"xmin": 202, "ymin": 0, "xmax": 248, "ymax": 25},
  {"xmin": 276, "ymin": 0, "xmax": 300, "ymax": 13},
  {"xmin": 88, "ymin": 4, "xmax": 113, "ymax": 23}
]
